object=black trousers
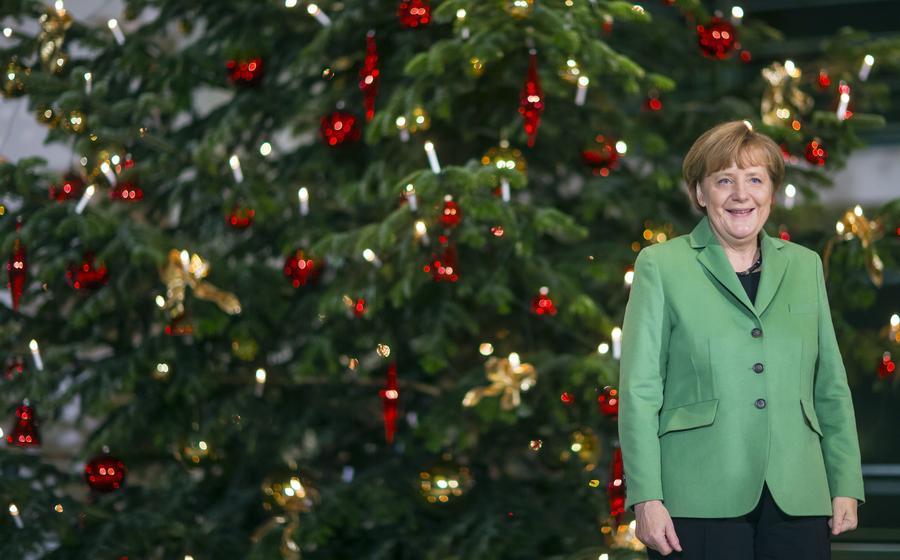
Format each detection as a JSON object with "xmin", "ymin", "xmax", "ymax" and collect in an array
[{"xmin": 647, "ymin": 482, "xmax": 831, "ymax": 560}]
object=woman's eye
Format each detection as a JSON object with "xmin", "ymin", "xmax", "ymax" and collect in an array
[{"xmin": 751, "ymin": 178, "xmax": 762, "ymax": 183}]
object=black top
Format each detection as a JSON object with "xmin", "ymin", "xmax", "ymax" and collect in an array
[{"xmin": 736, "ymin": 239, "xmax": 763, "ymax": 304}]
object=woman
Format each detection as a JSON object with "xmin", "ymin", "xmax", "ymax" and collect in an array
[{"xmin": 618, "ymin": 120, "xmax": 865, "ymax": 559}]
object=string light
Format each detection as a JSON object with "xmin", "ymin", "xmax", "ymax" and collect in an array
[
  {"xmin": 307, "ymin": 4, "xmax": 331, "ymax": 26},
  {"xmin": 228, "ymin": 154, "xmax": 243, "ymax": 183},
  {"xmin": 575, "ymin": 76, "xmax": 589, "ymax": 106},
  {"xmin": 424, "ymin": 141, "xmax": 441, "ymax": 174},
  {"xmin": 75, "ymin": 184, "xmax": 95, "ymax": 214},
  {"xmin": 858, "ymin": 54, "xmax": 875, "ymax": 81},
  {"xmin": 29, "ymin": 339, "xmax": 44, "ymax": 371},
  {"xmin": 255, "ymin": 368, "xmax": 267, "ymax": 397},
  {"xmin": 298, "ymin": 187, "xmax": 309, "ymax": 216},
  {"xmin": 107, "ymin": 19, "xmax": 125, "ymax": 45}
]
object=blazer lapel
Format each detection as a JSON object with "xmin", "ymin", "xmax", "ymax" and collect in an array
[{"xmin": 689, "ymin": 215, "xmax": 787, "ymax": 318}]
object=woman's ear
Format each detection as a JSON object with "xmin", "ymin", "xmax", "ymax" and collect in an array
[{"xmin": 695, "ymin": 182, "xmax": 705, "ymax": 207}]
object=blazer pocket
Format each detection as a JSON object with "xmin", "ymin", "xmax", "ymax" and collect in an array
[
  {"xmin": 790, "ymin": 302, "xmax": 816, "ymax": 314},
  {"xmin": 657, "ymin": 398, "xmax": 719, "ymax": 437},
  {"xmin": 800, "ymin": 398, "xmax": 824, "ymax": 438}
]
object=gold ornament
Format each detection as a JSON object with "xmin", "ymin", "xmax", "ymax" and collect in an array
[
  {"xmin": 468, "ymin": 56, "xmax": 484, "ymax": 77},
  {"xmin": 462, "ymin": 352, "xmax": 537, "ymax": 410},
  {"xmin": 36, "ymin": 106, "xmax": 61, "ymax": 128},
  {"xmin": 38, "ymin": 5, "xmax": 73, "ymax": 73},
  {"xmin": 822, "ymin": 205, "xmax": 886, "ymax": 288},
  {"xmin": 760, "ymin": 61, "xmax": 813, "ymax": 128},
  {"xmin": 481, "ymin": 143, "xmax": 527, "ymax": 176},
  {"xmin": 504, "ymin": 0, "xmax": 535, "ymax": 19},
  {"xmin": 406, "ymin": 106, "xmax": 431, "ymax": 133},
  {"xmin": 559, "ymin": 58, "xmax": 582, "ymax": 84},
  {"xmin": 2, "ymin": 59, "xmax": 30, "ymax": 98},
  {"xmin": 176, "ymin": 434, "xmax": 215, "ymax": 464},
  {"xmin": 231, "ymin": 337, "xmax": 259, "ymax": 361},
  {"xmin": 159, "ymin": 249, "xmax": 242, "ymax": 322},
  {"xmin": 561, "ymin": 428, "xmax": 601, "ymax": 469},
  {"xmin": 419, "ymin": 462, "xmax": 474, "ymax": 504},
  {"xmin": 254, "ymin": 469, "xmax": 320, "ymax": 560},
  {"xmin": 61, "ymin": 110, "xmax": 87, "ymax": 133}
]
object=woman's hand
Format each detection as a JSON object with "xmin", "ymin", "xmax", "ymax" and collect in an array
[
  {"xmin": 829, "ymin": 497, "xmax": 859, "ymax": 535},
  {"xmin": 634, "ymin": 500, "xmax": 682, "ymax": 555}
]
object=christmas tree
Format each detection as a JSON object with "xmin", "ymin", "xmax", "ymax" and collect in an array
[{"xmin": 1, "ymin": 0, "xmax": 899, "ymax": 558}]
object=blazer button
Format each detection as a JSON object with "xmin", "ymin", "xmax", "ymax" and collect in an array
[
  {"xmin": 755, "ymin": 398, "xmax": 767, "ymax": 409},
  {"xmin": 751, "ymin": 327, "xmax": 763, "ymax": 338},
  {"xmin": 753, "ymin": 362, "xmax": 764, "ymax": 374}
]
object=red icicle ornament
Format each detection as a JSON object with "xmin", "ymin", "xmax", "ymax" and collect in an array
[
  {"xmin": 7, "ymin": 231, "xmax": 26, "ymax": 312},
  {"xmin": 7, "ymin": 401, "xmax": 40, "ymax": 447},
  {"xmin": 359, "ymin": 31, "xmax": 380, "ymax": 121},
  {"xmin": 607, "ymin": 446, "xmax": 626, "ymax": 520},
  {"xmin": 519, "ymin": 52, "xmax": 544, "ymax": 147},
  {"xmin": 380, "ymin": 362, "xmax": 399, "ymax": 444}
]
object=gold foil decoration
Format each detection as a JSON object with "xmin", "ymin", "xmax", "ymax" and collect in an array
[
  {"xmin": 38, "ymin": 5, "xmax": 73, "ymax": 73},
  {"xmin": 462, "ymin": 353, "xmax": 537, "ymax": 410},
  {"xmin": 822, "ymin": 205, "xmax": 885, "ymax": 287},
  {"xmin": 419, "ymin": 463, "xmax": 474, "ymax": 504},
  {"xmin": 159, "ymin": 249, "xmax": 241, "ymax": 321},
  {"xmin": 2, "ymin": 59, "xmax": 30, "ymax": 98},
  {"xmin": 253, "ymin": 470, "xmax": 320, "ymax": 560},
  {"xmin": 503, "ymin": 0, "xmax": 534, "ymax": 19},
  {"xmin": 481, "ymin": 143, "xmax": 527, "ymax": 176},
  {"xmin": 760, "ymin": 61, "xmax": 813, "ymax": 128}
]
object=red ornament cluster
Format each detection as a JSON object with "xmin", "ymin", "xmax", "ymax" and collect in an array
[
  {"xmin": 398, "ymin": 0, "xmax": 430, "ymax": 28},
  {"xmin": 5, "ymin": 356, "xmax": 25, "ymax": 380},
  {"xmin": 878, "ymin": 351, "xmax": 895, "ymax": 379},
  {"xmin": 110, "ymin": 182, "xmax": 143, "ymax": 201},
  {"xmin": 49, "ymin": 173, "xmax": 84, "ymax": 201},
  {"xmin": 226, "ymin": 206, "xmax": 255, "ymax": 229},
  {"xmin": 320, "ymin": 111, "xmax": 361, "ymax": 146},
  {"xmin": 805, "ymin": 140, "xmax": 827, "ymax": 166},
  {"xmin": 380, "ymin": 362, "xmax": 400, "ymax": 443},
  {"xmin": 6, "ymin": 402, "xmax": 40, "ymax": 447},
  {"xmin": 597, "ymin": 386, "xmax": 619, "ymax": 417},
  {"xmin": 67, "ymin": 253, "xmax": 109, "ymax": 291},
  {"xmin": 359, "ymin": 31, "xmax": 380, "ymax": 121},
  {"xmin": 424, "ymin": 235, "xmax": 459, "ymax": 282},
  {"xmin": 519, "ymin": 53, "xmax": 544, "ymax": 147},
  {"xmin": 531, "ymin": 288, "xmax": 557, "ymax": 316},
  {"xmin": 607, "ymin": 447, "xmax": 626, "ymax": 520},
  {"xmin": 696, "ymin": 16, "xmax": 738, "ymax": 59},
  {"xmin": 284, "ymin": 249, "xmax": 323, "ymax": 288},
  {"xmin": 226, "ymin": 57, "xmax": 264, "ymax": 87},
  {"xmin": 353, "ymin": 297, "xmax": 367, "ymax": 317},
  {"xmin": 440, "ymin": 197, "xmax": 463, "ymax": 228},
  {"xmin": 85, "ymin": 453, "xmax": 127, "ymax": 492},
  {"xmin": 582, "ymin": 135, "xmax": 619, "ymax": 176}
]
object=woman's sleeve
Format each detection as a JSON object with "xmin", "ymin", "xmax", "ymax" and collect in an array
[
  {"xmin": 618, "ymin": 247, "xmax": 671, "ymax": 512},
  {"xmin": 812, "ymin": 252, "xmax": 866, "ymax": 506}
]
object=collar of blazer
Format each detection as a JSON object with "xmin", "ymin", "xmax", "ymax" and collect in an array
[{"xmin": 688, "ymin": 214, "xmax": 788, "ymax": 319}]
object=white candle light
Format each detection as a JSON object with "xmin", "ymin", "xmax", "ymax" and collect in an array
[
  {"xmin": 180, "ymin": 250, "xmax": 190, "ymax": 273},
  {"xmin": 255, "ymin": 368, "xmax": 267, "ymax": 397},
  {"xmin": 784, "ymin": 183, "xmax": 796, "ymax": 209},
  {"xmin": 99, "ymin": 161, "xmax": 116, "ymax": 187},
  {"xmin": 9, "ymin": 504, "xmax": 23, "ymax": 529},
  {"xmin": 107, "ymin": 19, "xmax": 125, "ymax": 46},
  {"xmin": 858, "ymin": 54, "xmax": 874, "ymax": 82},
  {"xmin": 75, "ymin": 184, "xmax": 95, "ymax": 214},
  {"xmin": 836, "ymin": 92, "xmax": 850, "ymax": 121},
  {"xmin": 414, "ymin": 220, "xmax": 430, "ymax": 245},
  {"xmin": 307, "ymin": 4, "xmax": 331, "ymax": 26},
  {"xmin": 424, "ymin": 141, "xmax": 441, "ymax": 174},
  {"xmin": 500, "ymin": 177, "xmax": 511, "ymax": 202},
  {"xmin": 730, "ymin": 5, "xmax": 743, "ymax": 25},
  {"xmin": 611, "ymin": 327, "xmax": 622, "ymax": 360},
  {"xmin": 457, "ymin": 9, "xmax": 469, "ymax": 39},
  {"xmin": 889, "ymin": 313, "xmax": 899, "ymax": 341},
  {"xmin": 29, "ymin": 339, "xmax": 43, "ymax": 371},
  {"xmin": 396, "ymin": 116, "xmax": 410, "ymax": 142},
  {"xmin": 575, "ymin": 76, "xmax": 589, "ymax": 106},
  {"xmin": 362, "ymin": 248, "xmax": 382, "ymax": 267},
  {"xmin": 228, "ymin": 154, "xmax": 243, "ymax": 183},
  {"xmin": 404, "ymin": 184, "xmax": 418, "ymax": 212},
  {"xmin": 298, "ymin": 187, "xmax": 309, "ymax": 216},
  {"xmin": 84, "ymin": 72, "xmax": 92, "ymax": 94}
]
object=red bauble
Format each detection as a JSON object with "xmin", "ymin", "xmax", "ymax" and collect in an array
[
  {"xmin": 359, "ymin": 31, "xmax": 380, "ymax": 121},
  {"xmin": 582, "ymin": 135, "xmax": 619, "ymax": 176},
  {"xmin": 519, "ymin": 52, "xmax": 544, "ymax": 147},
  {"xmin": 531, "ymin": 288, "xmax": 557, "ymax": 316},
  {"xmin": 817, "ymin": 70, "xmax": 831, "ymax": 90},
  {"xmin": 320, "ymin": 111, "xmax": 361, "ymax": 146},
  {"xmin": 607, "ymin": 447, "xmax": 626, "ymax": 520},
  {"xmin": 643, "ymin": 96, "xmax": 663, "ymax": 112},
  {"xmin": 66, "ymin": 252, "xmax": 109, "ymax": 291},
  {"xmin": 804, "ymin": 140, "xmax": 827, "ymax": 166},
  {"xmin": 6, "ymin": 401, "xmax": 40, "ymax": 447},
  {"xmin": 560, "ymin": 392, "xmax": 573, "ymax": 405},
  {"xmin": 49, "ymin": 173, "xmax": 84, "ymax": 201},
  {"xmin": 380, "ymin": 362, "xmax": 400, "ymax": 444},
  {"xmin": 424, "ymin": 236, "xmax": 459, "ymax": 282},
  {"xmin": 398, "ymin": 0, "xmax": 430, "ymax": 28},
  {"xmin": 7, "ymin": 237, "xmax": 26, "ymax": 312},
  {"xmin": 110, "ymin": 182, "xmax": 143, "ymax": 201},
  {"xmin": 597, "ymin": 386, "xmax": 619, "ymax": 417},
  {"xmin": 284, "ymin": 249, "xmax": 323, "ymax": 288},
  {"xmin": 226, "ymin": 57, "xmax": 264, "ymax": 87},
  {"xmin": 878, "ymin": 351, "xmax": 895, "ymax": 379},
  {"xmin": 5, "ymin": 356, "xmax": 25, "ymax": 380},
  {"xmin": 353, "ymin": 297, "xmax": 367, "ymax": 317},
  {"xmin": 439, "ymin": 197, "xmax": 462, "ymax": 228},
  {"xmin": 226, "ymin": 206, "xmax": 255, "ymax": 229},
  {"xmin": 696, "ymin": 17, "xmax": 738, "ymax": 59},
  {"xmin": 85, "ymin": 453, "xmax": 127, "ymax": 492}
]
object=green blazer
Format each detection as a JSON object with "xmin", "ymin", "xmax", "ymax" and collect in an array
[{"xmin": 618, "ymin": 215, "xmax": 865, "ymax": 518}]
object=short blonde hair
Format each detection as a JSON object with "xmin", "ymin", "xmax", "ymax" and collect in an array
[{"xmin": 682, "ymin": 121, "xmax": 785, "ymax": 213}]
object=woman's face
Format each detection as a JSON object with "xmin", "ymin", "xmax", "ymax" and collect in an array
[{"xmin": 695, "ymin": 162, "xmax": 774, "ymax": 247}]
